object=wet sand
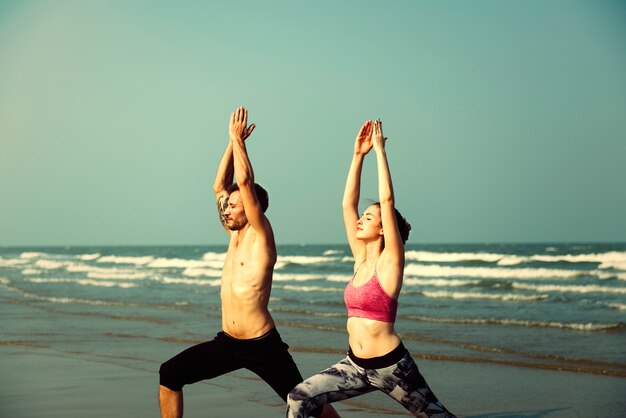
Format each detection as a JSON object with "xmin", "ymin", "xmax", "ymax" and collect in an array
[{"xmin": 1, "ymin": 345, "xmax": 625, "ymax": 417}]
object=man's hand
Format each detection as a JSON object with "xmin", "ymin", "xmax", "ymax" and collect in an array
[
  {"xmin": 372, "ymin": 119, "xmax": 387, "ymax": 151},
  {"xmin": 229, "ymin": 106, "xmax": 256, "ymax": 141},
  {"xmin": 354, "ymin": 120, "xmax": 373, "ymax": 156}
]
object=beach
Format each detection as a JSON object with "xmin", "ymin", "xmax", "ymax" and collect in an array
[
  {"xmin": 1, "ymin": 244, "xmax": 625, "ymax": 417},
  {"xmin": 2, "ymin": 339, "xmax": 625, "ymax": 417}
]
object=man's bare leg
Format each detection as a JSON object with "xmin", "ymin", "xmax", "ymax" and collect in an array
[{"xmin": 159, "ymin": 385, "xmax": 183, "ymax": 418}]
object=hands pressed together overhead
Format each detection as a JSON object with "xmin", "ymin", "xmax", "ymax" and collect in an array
[
  {"xmin": 229, "ymin": 106, "xmax": 256, "ymax": 141},
  {"xmin": 354, "ymin": 119, "xmax": 387, "ymax": 156}
]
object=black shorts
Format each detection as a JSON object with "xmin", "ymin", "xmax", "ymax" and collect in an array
[{"xmin": 159, "ymin": 328, "xmax": 303, "ymax": 401}]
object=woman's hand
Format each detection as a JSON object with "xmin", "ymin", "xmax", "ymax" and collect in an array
[
  {"xmin": 354, "ymin": 120, "xmax": 373, "ymax": 156},
  {"xmin": 372, "ymin": 119, "xmax": 387, "ymax": 151}
]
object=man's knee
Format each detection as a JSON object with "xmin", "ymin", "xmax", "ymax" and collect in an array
[{"xmin": 159, "ymin": 360, "xmax": 183, "ymax": 392}]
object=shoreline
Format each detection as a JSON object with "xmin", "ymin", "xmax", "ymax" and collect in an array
[{"xmin": 2, "ymin": 345, "xmax": 625, "ymax": 418}]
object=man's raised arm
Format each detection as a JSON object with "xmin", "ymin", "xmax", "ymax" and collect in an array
[
  {"xmin": 213, "ymin": 116, "xmax": 255, "ymax": 233},
  {"xmin": 229, "ymin": 106, "xmax": 271, "ymax": 237}
]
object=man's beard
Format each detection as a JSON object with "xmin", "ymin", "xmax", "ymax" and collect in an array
[{"xmin": 227, "ymin": 218, "xmax": 246, "ymax": 231}]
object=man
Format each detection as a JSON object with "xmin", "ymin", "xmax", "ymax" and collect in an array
[{"xmin": 158, "ymin": 107, "xmax": 338, "ymax": 418}]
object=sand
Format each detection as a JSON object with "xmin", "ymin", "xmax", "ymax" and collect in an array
[{"xmin": 1, "ymin": 345, "xmax": 625, "ymax": 417}]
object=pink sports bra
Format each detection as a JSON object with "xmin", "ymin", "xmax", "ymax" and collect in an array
[{"xmin": 344, "ymin": 266, "xmax": 398, "ymax": 323}]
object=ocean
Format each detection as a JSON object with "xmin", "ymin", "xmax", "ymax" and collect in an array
[{"xmin": 1, "ymin": 243, "xmax": 625, "ymax": 416}]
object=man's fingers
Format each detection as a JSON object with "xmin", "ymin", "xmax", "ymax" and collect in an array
[{"xmin": 245, "ymin": 123, "xmax": 256, "ymax": 139}]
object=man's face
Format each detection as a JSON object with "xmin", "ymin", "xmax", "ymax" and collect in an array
[{"xmin": 224, "ymin": 191, "xmax": 248, "ymax": 231}]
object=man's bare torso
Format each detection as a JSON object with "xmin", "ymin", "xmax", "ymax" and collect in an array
[{"xmin": 220, "ymin": 225, "xmax": 276, "ymax": 339}]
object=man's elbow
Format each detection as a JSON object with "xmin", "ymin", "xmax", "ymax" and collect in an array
[{"xmin": 235, "ymin": 175, "xmax": 253, "ymax": 189}]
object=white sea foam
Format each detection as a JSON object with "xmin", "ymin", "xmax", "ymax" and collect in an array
[
  {"xmin": 405, "ymin": 315, "xmax": 621, "ymax": 331},
  {"xmin": 182, "ymin": 268, "xmax": 222, "ymax": 278},
  {"xmin": 404, "ymin": 278, "xmax": 481, "ymax": 287},
  {"xmin": 202, "ymin": 252, "xmax": 227, "ymax": 261},
  {"xmin": 273, "ymin": 273, "xmax": 324, "ymax": 282},
  {"xmin": 147, "ymin": 258, "xmax": 223, "ymax": 269},
  {"xmin": 20, "ymin": 252, "xmax": 46, "ymax": 259},
  {"xmin": 0, "ymin": 257, "xmax": 29, "ymax": 267},
  {"xmin": 341, "ymin": 256, "xmax": 355, "ymax": 263},
  {"xmin": 66, "ymin": 264, "xmax": 144, "ymax": 278},
  {"xmin": 421, "ymin": 290, "xmax": 547, "ymax": 302},
  {"xmin": 276, "ymin": 285, "xmax": 344, "ymax": 293},
  {"xmin": 406, "ymin": 251, "xmax": 504, "ymax": 263},
  {"xmin": 78, "ymin": 253, "xmax": 101, "ymax": 261},
  {"xmin": 87, "ymin": 271, "xmax": 150, "ymax": 280},
  {"xmin": 25, "ymin": 278, "xmax": 137, "ymax": 288},
  {"xmin": 512, "ymin": 283, "xmax": 626, "ymax": 295},
  {"xmin": 405, "ymin": 264, "xmax": 585, "ymax": 280},
  {"xmin": 607, "ymin": 303, "xmax": 626, "ymax": 311},
  {"xmin": 274, "ymin": 261, "xmax": 288, "ymax": 270},
  {"xmin": 97, "ymin": 255, "xmax": 154, "ymax": 265},
  {"xmin": 158, "ymin": 277, "xmax": 221, "ymax": 286},
  {"xmin": 21, "ymin": 269, "xmax": 42, "ymax": 275},
  {"xmin": 323, "ymin": 250, "xmax": 343, "ymax": 256},
  {"xmin": 598, "ymin": 261, "xmax": 626, "ymax": 271},
  {"xmin": 277, "ymin": 255, "xmax": 340, "ymax": 265},
  {"xmin": 326, "ymin": 275, "xmax": 352, "ymax": 283},
  {"xmin": 405, "ymin": 250, "xmax": 626, "ymax": 266},
  {"xmin": 34, "ymin": 260, "xmax": 65, "ymax": 269}
]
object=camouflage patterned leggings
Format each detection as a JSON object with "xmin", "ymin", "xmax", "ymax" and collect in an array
[{"xmin": 286, "ymin": 346, "xmax": 456, "ymax": 418}]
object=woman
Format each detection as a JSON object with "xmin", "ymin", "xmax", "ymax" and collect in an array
[{"xmin": 287, "ymin": 120, "xmax": 456, "ymax": 418}]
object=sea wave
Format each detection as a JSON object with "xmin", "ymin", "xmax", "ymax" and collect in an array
[
  {"xmin": 25, "ymin": 277, "xmax": 137, "ymax": 288},
  {"xmin": 182, "ymin": 268, "xmax": 222, "ymax": 278},
  {"xmin": 404, "ymin": 315, "xmax": 624, "ymax": 332},
  {"xmin": 323, "ymin": 249, "xmax": 344, "ymax": 256},
  {"xmin": 147, "ymin": 257, "xmax": 223, "ymax": 269},
  {"xmin": 20, "ymin": 252, "xmax": 46, "ymax": 259},
  {"xmin": 34, "ymin": 260, "xmax": 65, "ymax": 269},
  {"xmin": 405, "ymin": 250, "xmax": 626, "ymax": 267},
  {"xmin": 512, "ymin": 283, "xmax": 626, "ymax": 295},
  {"xmin": 78, "ymin": 253, "xmax": 101, "ymax": 261},
  {"xmin": 97, "ymin": 255, "xmax": 155, "ymax": 265},
  {"xmin": 276, "ymin": 255, "xmax": 340, "ymax": 265},
  {"xmin": 406, "ymin": 251, "xmax": 504, "ymax": 263},
  {"xmin": 0, "ymin": 257, "xmax": 29, "ymax": 267},
  {"xmin": 21, "ymin": 269, "xmax": 42, "ymax": 275},
  {"xmin": 201, "ymin": 251, "xmax": 227, "ymax": 261},
  {"xmin": 273, "ymin": 273, "xmax": 325, "ymax": 282},
  {"xmin": 157, "ymin": 277, "xmax": 221, "ymax": 286},
  {"xmin": 405, "ymin": 264, "xmax": 605, "ymax": 280},
  {"xmin": 276, "ymin": 284, "xmax": 344, "ymax": 293},
  {"xmin": 598, "ymin": 261, "xmax": 626, "ymax": 271},
  {"xmin": 421, "ymin": 290, "xmax": 548, "ymax": 302},
  {"xmin": 404, "ymin": 278, "xmax": 481, "ymax": 287},
  {"xmin": 326, "ymin": 275, "xmax": 352, "ymax": 283},
  {"xmin": 607, "ymin": 303, "xmax": 626, "ymax": 311},
  {"xmin": 87, "ymin": 271, "xmax": 150, "ymax": 280},
  {"xmin": 66, "ymin": 263, "xmax": 144, "ymax": 278}
]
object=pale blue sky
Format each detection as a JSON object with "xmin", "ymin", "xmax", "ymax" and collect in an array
[{"xmin": 1, "ymin": 0, "xmax": 625, "ymax": 246}]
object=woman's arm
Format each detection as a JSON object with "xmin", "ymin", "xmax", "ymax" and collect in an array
[
  {"xmin": 342, "ymin": 120, "xmax": 373, "ymax": 262},
  {"xmin": 372, "ymin": 120, "xmax": 405, "ymax": 293}
]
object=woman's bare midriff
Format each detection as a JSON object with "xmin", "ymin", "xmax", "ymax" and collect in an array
[{"xmin": 347, "ymin": 316, "xmax": 402, "ymax": 358}]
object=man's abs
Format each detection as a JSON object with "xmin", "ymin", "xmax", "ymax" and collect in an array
[{"xmin": 220, "ymin": 271, "xmax": 275, "ymax": 339}]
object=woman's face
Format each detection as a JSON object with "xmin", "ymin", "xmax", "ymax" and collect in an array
[{"xmin": 355, "ymin": 205, "xmax": 383, "ymax": 241}]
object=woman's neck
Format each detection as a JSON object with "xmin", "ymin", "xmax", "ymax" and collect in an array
[{"xmin": 363, "ymin": 239, "xmax": 383, "ymax": 265}]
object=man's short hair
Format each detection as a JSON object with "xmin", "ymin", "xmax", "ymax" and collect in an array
[{"xmin": 226, "ymin": 183, "xmax": 269, "ymax": 213}]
